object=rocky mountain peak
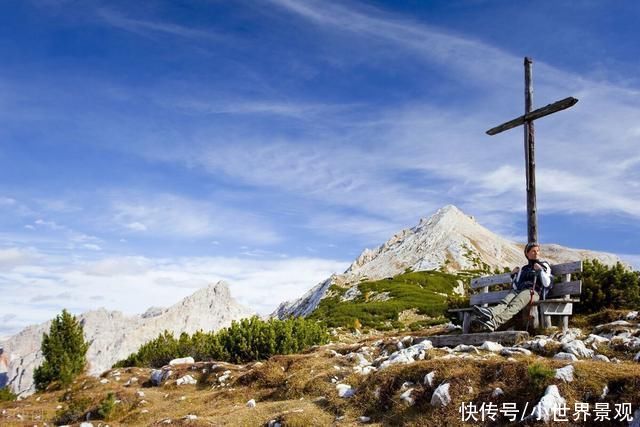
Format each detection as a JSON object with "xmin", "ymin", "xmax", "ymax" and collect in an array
[
  {"xmin": 4, "ymin": 281, "xmax": 253, "ymax": 397},
  {"xmin": 275, "ymin": 204, "xmax": 622, "ymax": 319}
]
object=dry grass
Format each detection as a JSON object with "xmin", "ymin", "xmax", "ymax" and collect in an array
[{"xmin": 2, "ymin": 325, "xmax": 640, "ymax": 426}]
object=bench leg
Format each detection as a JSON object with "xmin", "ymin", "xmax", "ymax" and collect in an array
[
  {"xmin": 529, "ymin": 306, "xmax": 539, "ymax": 330},
  {"xmin": 562, "ymin": 315, "xmax": 569, "ymax": 331},
  {"xmin": 462, "ymin": 312, "xmax": 471, "ymax": 334}
]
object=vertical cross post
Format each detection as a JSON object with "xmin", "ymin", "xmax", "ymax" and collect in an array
[
  {"xmin": 487, "ymin": 57, "xmax": 577, "ymax": 245},
  {"xmin": 524, "ymin": 57, "xmax": 537, "ymax": 244}
]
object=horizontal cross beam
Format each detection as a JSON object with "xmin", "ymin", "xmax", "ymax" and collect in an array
[{"xmin": 486, "ymin": 96, "xmax": 578, "ymax": 136}]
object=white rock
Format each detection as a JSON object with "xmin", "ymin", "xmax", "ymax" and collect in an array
[
  {"xmin": 529, "ymin": 385, "xmax": 566, "ymax": 422},
  {"xmin": 400, "ymin": 381, "xmax": 414, "ymax": 391},
  {"xmin": 592, "ymin": 354, "xmax": 610, "ymax": 363},
  {"xmin": 135, "ymin": 391, "xmax": 145, "ymax": 398},
  {"xmin": 556, "ymin": 328, "xmax": 583, "ymax": 344},
  {"xmin": 141, "ymin": 409, "xmax": 149, "ymax": 414},
  {"xmin": 584, "ymin": 334, "xmax": 610, "ymax": 349},
  {"xmin": 80, "ymin": 423, "xmax": 93, "ymax": 427},
  {"xmin": 627, "ymin": 337, "xmax": 640, "ymax": 351},
  {"xmin": 626, "ymin": 311, "xmax": 638, "ymax": 320},
  {"xmin": 500, "ymin": 347, "xmax": 532, "ymax": 357},
  {"xmin": 169, "ymin": 357, "xmax": 195, "ymax": 366},
  {"xmin": 600, "ymin": 385, "xmax": 609, "ymax": 399},
  {"xmin": 336, "ymin": 383, "xmax": 355, "ymax": 398},
  {"xmin": 176, "ymin": 375, "xmax": 197, "ymax": 386},
  {"xmin": 246, "ymin": 399, "xmax": 256, "ymax": 408},
  {"xmin": 491, "ymin": 387, "xmax": 504, "ymax": 398},
  {"xmin": 341, "ymin": 285, "xmax": 361, "ymax": 301},
  {"xmin": 99, "ymin": 379, "xmax": 109, "ymax": 384},
  {"xmin": 480, "ymin": 341, "xmax": 503, "ymax": 353},
  {"xmin": 453, "ymin": 344, "xmax": 479, "ymax": 354},
  {"xmin": 378, "ymin": 341, "xmax": 433, "ymax": 370},
  {"xmin": 139, "ymin": 399, "xmax": 148, "ymax": 405},
  {"xmin": 562, "ymin": 340, "xmax": 594, "ymax": 359},
  {"xmin": 267, "ymin": 421, "xmax": 282, "ymax": 427},
  {"xmin": 424, "ymin": 371, "xmax": 436, "ymax": 387},
  {"xmin": 358, "ymin": 416, "xmax": 371, "ymax": 423},
  {"xmin": 400, "ymin": 388, "xmax": 414, "ymax": 406},
  {"xmin": 444, "ymin": 322, "xmax": 461, "ymax": 331},
  {"xmin": 347, "ymin": 352, "xmax": 370, "ymax": 367},
  {"xmin": 124, "ymin": 377, "xmax": 138, "ymax": 386},
  {"xmin": 430, "ymin": 383, "xmax": 451, "ymax": 407},
  {"xmin": 553, "ymin": 352, "xmax": 578, "ymax": 362},
  {"xmin": 554, "ymin": 365, "xmax": 574, "ymax": 382},
  {"xmin": 634, "ymin": 351, "xmax": 640, "ymax": 362},
  {"xmin": 218, "ymin": 370, "xmax": 231, "ymax": 383},
  {"xmin": 354, "ymin": 365, "xmax": 377, "ymax": 375},
  {"xmin": 183, "ymin": 414, "xmax": 197, "ymax": 420}
]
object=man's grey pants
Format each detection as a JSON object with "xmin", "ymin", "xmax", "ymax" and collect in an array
[{"xmin": 488, "ymin": 289, "xmax": 539, "ymax": 328}]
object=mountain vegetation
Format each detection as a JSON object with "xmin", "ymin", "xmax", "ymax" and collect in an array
[
  {"xmin": 307, "ymin": 270, "xmax": 464, "ymax": 330},
  {"xmin": 577, "ymin": 259, "xmax": 640, "ymax": 313},
  {"xmin": 114, "ymin": 316, "xmax": 329, "ymax": 368},
  {"xmin": 33, "ymin": 309, "xmax": 90, "ymax": 391}
]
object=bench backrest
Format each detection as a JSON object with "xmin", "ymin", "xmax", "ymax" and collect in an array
[{"xmin": 469, "ymin": 261, "xmax": 582, "ymax": 306}]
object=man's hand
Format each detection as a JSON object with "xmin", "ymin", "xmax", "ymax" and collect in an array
[
  {"xmin": 511, "ymin": 266, "xmax": 520, "ymax": 275},
  {"xmin": 533, "ymin": 263, "xmax": 542, "ymax": 271}
]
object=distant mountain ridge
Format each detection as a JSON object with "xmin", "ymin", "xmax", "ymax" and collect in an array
[
  {"xmin": 274, "ymin": 205, "xmax": 621, "ymax": 319},
  {"xmin": 2, "ymin": 281, "xmax": 253, "ymax": 397}
]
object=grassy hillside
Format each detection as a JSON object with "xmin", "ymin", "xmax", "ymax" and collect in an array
[
  {"xmin": 2, "ymin": 314, "xmax": 639, "ymax": 426},
  {"xmin": 308, "ymin": 270, "xmax": 468, "ymax": 330}
]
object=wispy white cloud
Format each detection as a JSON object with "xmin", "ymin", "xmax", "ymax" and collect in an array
[
  {"xmin": 248, "ymin": 0, "xmax": 640, "ymax": 240},
  {"xmin": 109, "ymin": 192, "xmax": 281, "ymax": 244},
  {"xmin": 0, "ymin": 247, "xmax": 40, "ymax": 270},
  {"xmin": 96, "ymin": 8, "xmax": 226, "ymax": 42}
]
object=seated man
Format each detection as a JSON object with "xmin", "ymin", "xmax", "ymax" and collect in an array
[{"xmin": 472, "ymin": 242, "xmax": 552, "ymax": 332}]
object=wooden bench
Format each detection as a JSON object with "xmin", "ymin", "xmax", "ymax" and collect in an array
[{"xmin": 450, "ymin": 261, "xmax": 583, "ymax": 334}]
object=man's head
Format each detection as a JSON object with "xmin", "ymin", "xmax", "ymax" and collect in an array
[{"xmin": 525, "ymin": 242, "xmax": 540, "ymax": 260}]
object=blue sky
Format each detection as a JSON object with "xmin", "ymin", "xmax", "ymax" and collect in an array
[{"xmin": 2, "ymin": 0, "xmax": 640, "ymax": 337}]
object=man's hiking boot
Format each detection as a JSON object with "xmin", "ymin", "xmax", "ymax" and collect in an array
[
  {"xmin": 473, "ymin": 315, "xmax": 496, "ymax": 332},
  {"xmin": 472, "ymin": 305, "xmax": 493, "ymax": 321}
]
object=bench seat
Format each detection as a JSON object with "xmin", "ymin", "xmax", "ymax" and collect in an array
[{"xmin": 449, "ymin": 261, "xmax": 583, "ymax": 333}]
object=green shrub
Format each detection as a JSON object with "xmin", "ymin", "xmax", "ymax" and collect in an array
[
  {"xmin": 527, "ymin": 362, "xmax": 555, "ymax": 391},
  {"xmin": 115, "ymin": 316, "xmax": 329, "ymax": 368},
  {"xmin": 576, "ymin": 260, "xmax": 640, "ymax": 314},
  {"xmin": 98, "ymin": 392, "xmax": 117, "ymax": 421},
  {"xmin": 54, "ymin": 396, "xmax": 92, "ymax": 425},
  {"xmin": 0, "ymin": 387, "xmax": 17, "ymax": 401},
  {"xmin": 33, "ymin": 309, "xmax": 90, "ymax": 391}
]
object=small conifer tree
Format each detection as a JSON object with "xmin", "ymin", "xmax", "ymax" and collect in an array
[{"xmin": 34, "ymin": 309, "xmax": 90, "ymax": 391}]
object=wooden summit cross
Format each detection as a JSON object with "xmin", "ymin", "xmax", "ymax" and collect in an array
[{"xmin": 486, "ymin": 57, "xmax": 578, "ymax": 244}]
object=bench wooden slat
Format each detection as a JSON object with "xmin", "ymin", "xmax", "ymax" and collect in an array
[
  {"xmin": 470, "ymin": 273, "xmax": 512, "ymax": 289},
  {"xmin": 547, "ymin": 280, "xmax": 581, "ymax": 298},
  {"xmin": 470, "ymin": 289, "xmax": 511, "ymax": 305},
  {"xmin": 470, "ymin": 261, "xmax": 582, "ymax": 290},
  {"xmin": 551, "ymin": 261, "xmax": 582, "ymax": 276},
  {"xmin": 469, "ymin": 281, "xmax": 581, "ymax": 306}
]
